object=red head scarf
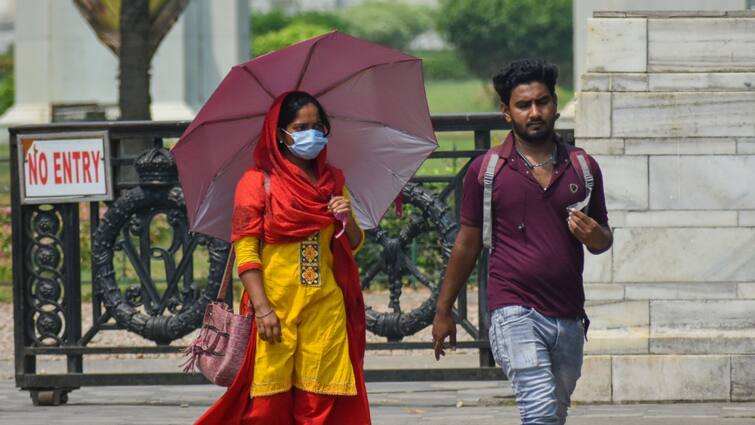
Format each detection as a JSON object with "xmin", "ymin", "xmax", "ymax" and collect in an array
[{"xmin": 231, "ymin": 91, "xmax": 346, "ymax": 244}]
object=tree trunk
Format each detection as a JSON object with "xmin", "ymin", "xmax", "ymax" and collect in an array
[{"xmin": 119, "ymin": 0, "xmax": 151, "ymax": 121}]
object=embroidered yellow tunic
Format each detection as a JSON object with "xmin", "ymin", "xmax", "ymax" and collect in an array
[{"xmin": 234, "ymin": 191, "xmax": 364, "ymax": 398}]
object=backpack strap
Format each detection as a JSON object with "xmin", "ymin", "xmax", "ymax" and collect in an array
[
  {"xmin": 482, "ymin": 153, "xmax": 500, "ymax": 250},
  {"xmin": 476, "ymin": 139, "xmax": 511, "ymax": 250},
  {"xmin": 566, "ymin": 146, "xmax": 594, "ymax": 214}
]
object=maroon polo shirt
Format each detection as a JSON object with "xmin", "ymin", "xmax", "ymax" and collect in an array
[{"xmin": 461, "ymin": 134, "xmax": 609, "ymax": 319}]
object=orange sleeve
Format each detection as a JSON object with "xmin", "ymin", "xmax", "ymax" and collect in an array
[{"xmin": 231, "ymin": 170, "xmax": 266, "ymax": 242}]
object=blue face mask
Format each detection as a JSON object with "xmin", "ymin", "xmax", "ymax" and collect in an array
[{"xmin": 282, "ymin": 129, "xmax": 328, "ymax": 160}]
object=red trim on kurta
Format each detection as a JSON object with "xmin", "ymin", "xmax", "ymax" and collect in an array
[
  {"xmin": 195, "ymin": 93, "xmax": 370, "ymax": 425},
  {"xmin": 237, "ymin": 262, "xmax": 262, "ymax": 276}
]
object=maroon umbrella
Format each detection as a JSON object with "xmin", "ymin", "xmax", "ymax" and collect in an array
[{"xmin": 172, "ymin": 31, "xmax": 437, "ymax": 241}]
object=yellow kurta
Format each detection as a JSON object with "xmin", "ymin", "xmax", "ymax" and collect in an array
[{"xmin": 234, "ymin": 190, "xmax": 363, "ymax": 398}]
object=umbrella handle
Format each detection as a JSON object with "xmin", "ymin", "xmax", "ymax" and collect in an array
[{"xmin": 334, "ymin": 212, "xmax": 347, "ymax": 238}]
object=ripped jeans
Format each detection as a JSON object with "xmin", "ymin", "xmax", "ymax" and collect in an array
[{"xmin": 489, "ymin": 306, "xmax": 584, "ymax": 425}]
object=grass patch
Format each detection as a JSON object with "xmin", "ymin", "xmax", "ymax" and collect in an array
[
  {"xmin": 0, "ymin": 283, "xmax": 9, "ymax": 303},
  {"xmin": 425, "ymin": 79, "xmax": 495, "ymax": 114},
  {"xmin": 424, "ymin": 78, "xmax": 574, "ymax": 114}
]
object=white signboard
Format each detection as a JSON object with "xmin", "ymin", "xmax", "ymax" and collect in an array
[{"xmin": 18, "ymin": 131, "xmax": 113, "ymax": 204}]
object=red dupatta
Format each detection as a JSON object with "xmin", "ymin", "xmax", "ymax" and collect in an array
[{"xmin": 195, "ymin": 92, "xmax": 370, "ymax": 425}]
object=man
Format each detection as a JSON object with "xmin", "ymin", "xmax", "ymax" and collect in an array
[{"xmin": 431, "ymin": 59, "xmax": 612, "ymax": 425}]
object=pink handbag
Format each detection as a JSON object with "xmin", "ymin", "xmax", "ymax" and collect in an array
[{"xmin": 182, "ymin": 251, "xmax": 252, "ymax": 386}]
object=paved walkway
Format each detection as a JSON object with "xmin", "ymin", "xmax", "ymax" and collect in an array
[{"xmin": 1, "ymin": 380, "xmax": 754, "ymax": 425}]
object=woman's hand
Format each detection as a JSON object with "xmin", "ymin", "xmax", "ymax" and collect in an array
[
  {"xmin": 328, "ymin": 196, "xmax": 351, "ymax": 216},
  {"xmin": 255, "ymin": 308, "xmax": 282, "ymax": 344},
  {"xmin": 329, "ymin": 195, "xmax": 363, "ymax": 249}
]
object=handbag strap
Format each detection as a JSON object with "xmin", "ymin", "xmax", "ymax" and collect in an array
[{"xmin": 215, "ymin": 250, "xmax": 236, "ymax": 303}]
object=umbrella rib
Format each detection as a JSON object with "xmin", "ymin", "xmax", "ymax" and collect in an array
[
  {"xmin": 177, "ymin": 112, "xmax": 266, "ymax": 144},
  {"xmin": 313, "ymin": 58, "xmax": 418, "ymax": 99},
  {"xmin": 328, "ymin": 114, "xmax": 438, "ymax": 144},
  {"xmin": 240, "ymin": 66, "xmax": 276, "ymax": 100},
  {"xmin": 294, "ymin": 36, "xmax": 325, "ymax": 90},
  {"xmin": 192, "ymin": 112, "xmax": 267, "ymax": 131},
  {"xmin": 329, "ymin": 114, "xmax": 386, "ymax": 128}
]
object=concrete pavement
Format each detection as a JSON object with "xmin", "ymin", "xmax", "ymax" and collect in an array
[{"xmin": 1, "ymin": 379, "xmax": 754, "ymax": 425}]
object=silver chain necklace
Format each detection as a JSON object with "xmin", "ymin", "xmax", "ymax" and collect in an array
[{"xmin": 516, "ymin": 145, "xmax": 557, "ymax": 169}]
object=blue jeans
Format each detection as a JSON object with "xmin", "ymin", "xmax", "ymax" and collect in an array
[{"xmin": 489, "ymin": 306, "xmax": 584, "ymax": 425}]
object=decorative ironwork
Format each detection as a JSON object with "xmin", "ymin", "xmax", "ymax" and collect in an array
[
  {"xmin": 12, "ymin": 117, "xmax": 531, "ymax": 403},
  {"xmin": 91, "ymin": 147, "xmax": 230, "ymax": 345},
  {"xmin": 362, "ymin": 183, "xmax": 458, "ymax": 341},
  {"xmin": 25, "ymin": 205, "xmax": 67, "ymax": 346}
]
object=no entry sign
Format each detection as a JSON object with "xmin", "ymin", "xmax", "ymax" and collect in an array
[{"xmin": 17, "ymin": 131, "xmax": 113, "ymax": 204}]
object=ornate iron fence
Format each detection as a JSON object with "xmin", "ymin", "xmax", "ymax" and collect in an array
[{"xmin": 10, "ymin": 116, "xmax": 574, "ymax": 405}]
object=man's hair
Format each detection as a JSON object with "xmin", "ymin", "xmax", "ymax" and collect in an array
[{"xmin": 493, "ymin": 59, "xmax": 559, "ymax": 105}]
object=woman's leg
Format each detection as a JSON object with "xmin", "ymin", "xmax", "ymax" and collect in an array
[
  {"xmin": 293, "ymin": 388, "xmax": 336, "ymax": 425},
  {"xmin": 240, "ymin": 391, "xmax": 294, "ymax": 425}
]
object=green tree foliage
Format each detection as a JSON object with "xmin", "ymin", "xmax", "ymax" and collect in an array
[
  {"xmin": 253, "ymin": 22, "xmax": 332, "ymax": 57},
  {"xmin": 0, "ymin": 47, "xmax": 13, "ymax": 115},
  {"xmin": 251, "ymin": 8, "xmax": 290, "ymax": 35},
  {"xmin": 251, "ymin": 9, "xmax": 350, "ymax": 37},
  {"xmin": 436, "ymin": 0, "xmax": 573, "ymax": 88},
  {"xmin": 250, "ymin": 1, "xmax": 434, "ymax": 57},
  {"xmin": 340, "ymin": 0, "xmax": 433, "ymax": 50},
  {"xmin": 251, "ymin": 10, "xmax": 351, "ymax": 56}
]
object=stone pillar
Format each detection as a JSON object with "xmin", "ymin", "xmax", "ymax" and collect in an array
[
  {"xmin": 573, "ymin": 11, "xmax": 755, "ymax": 403},
  {"xmin": 572, "ymin": 0, "xmax": 750, "ymax": 90},
  {"xmin": 1, "ymin": 0, "xmax": 249, "ymax": 125}
]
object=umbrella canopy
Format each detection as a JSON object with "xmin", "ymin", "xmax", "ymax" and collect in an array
[{"xmin": 172, "ymin": 31, "xmax": 437, "ymax": 241}]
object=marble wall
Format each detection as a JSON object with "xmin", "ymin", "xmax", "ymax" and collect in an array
[{"xmin": 573, "ymin": 10, "xmax": 755, "ymax": 403}]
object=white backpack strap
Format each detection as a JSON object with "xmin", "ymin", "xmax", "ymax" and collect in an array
[
  {"xmin": 575, "ymin": 153, "xmax": 594, "ymax": 213},
  {"xmin": 482, "ymin": 153, "xmax": 500, "ymax": 250}
]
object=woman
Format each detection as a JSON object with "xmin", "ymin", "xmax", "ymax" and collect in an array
[{"xmin": 195, "ymin": 91, "xmax": 371, "ymax": 425}]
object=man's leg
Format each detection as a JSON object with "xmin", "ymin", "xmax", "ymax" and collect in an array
[
  {"xmin": 490, "ymin": 306, "xmax": 560, "ymax": 425},
  {"xmin": 550, "ymin": 318, "xmax": 584, "ymax": 425}
]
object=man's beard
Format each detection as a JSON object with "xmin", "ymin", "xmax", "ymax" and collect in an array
[{"xmin": 512, "ymin": 119, "xmax": 554, "ymax": 145}]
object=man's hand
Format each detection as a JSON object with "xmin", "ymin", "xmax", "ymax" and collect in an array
[
  {"xmin": 567, "ymin": 208, "xmax": 612, "ymax": 252},
  {"xmin": 431, "ymin": 225, "xmax": 481, "ymax": 361},
  {"xmin": 431, "ymin": 308, "xmax": 457, "ymax": 361}
]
